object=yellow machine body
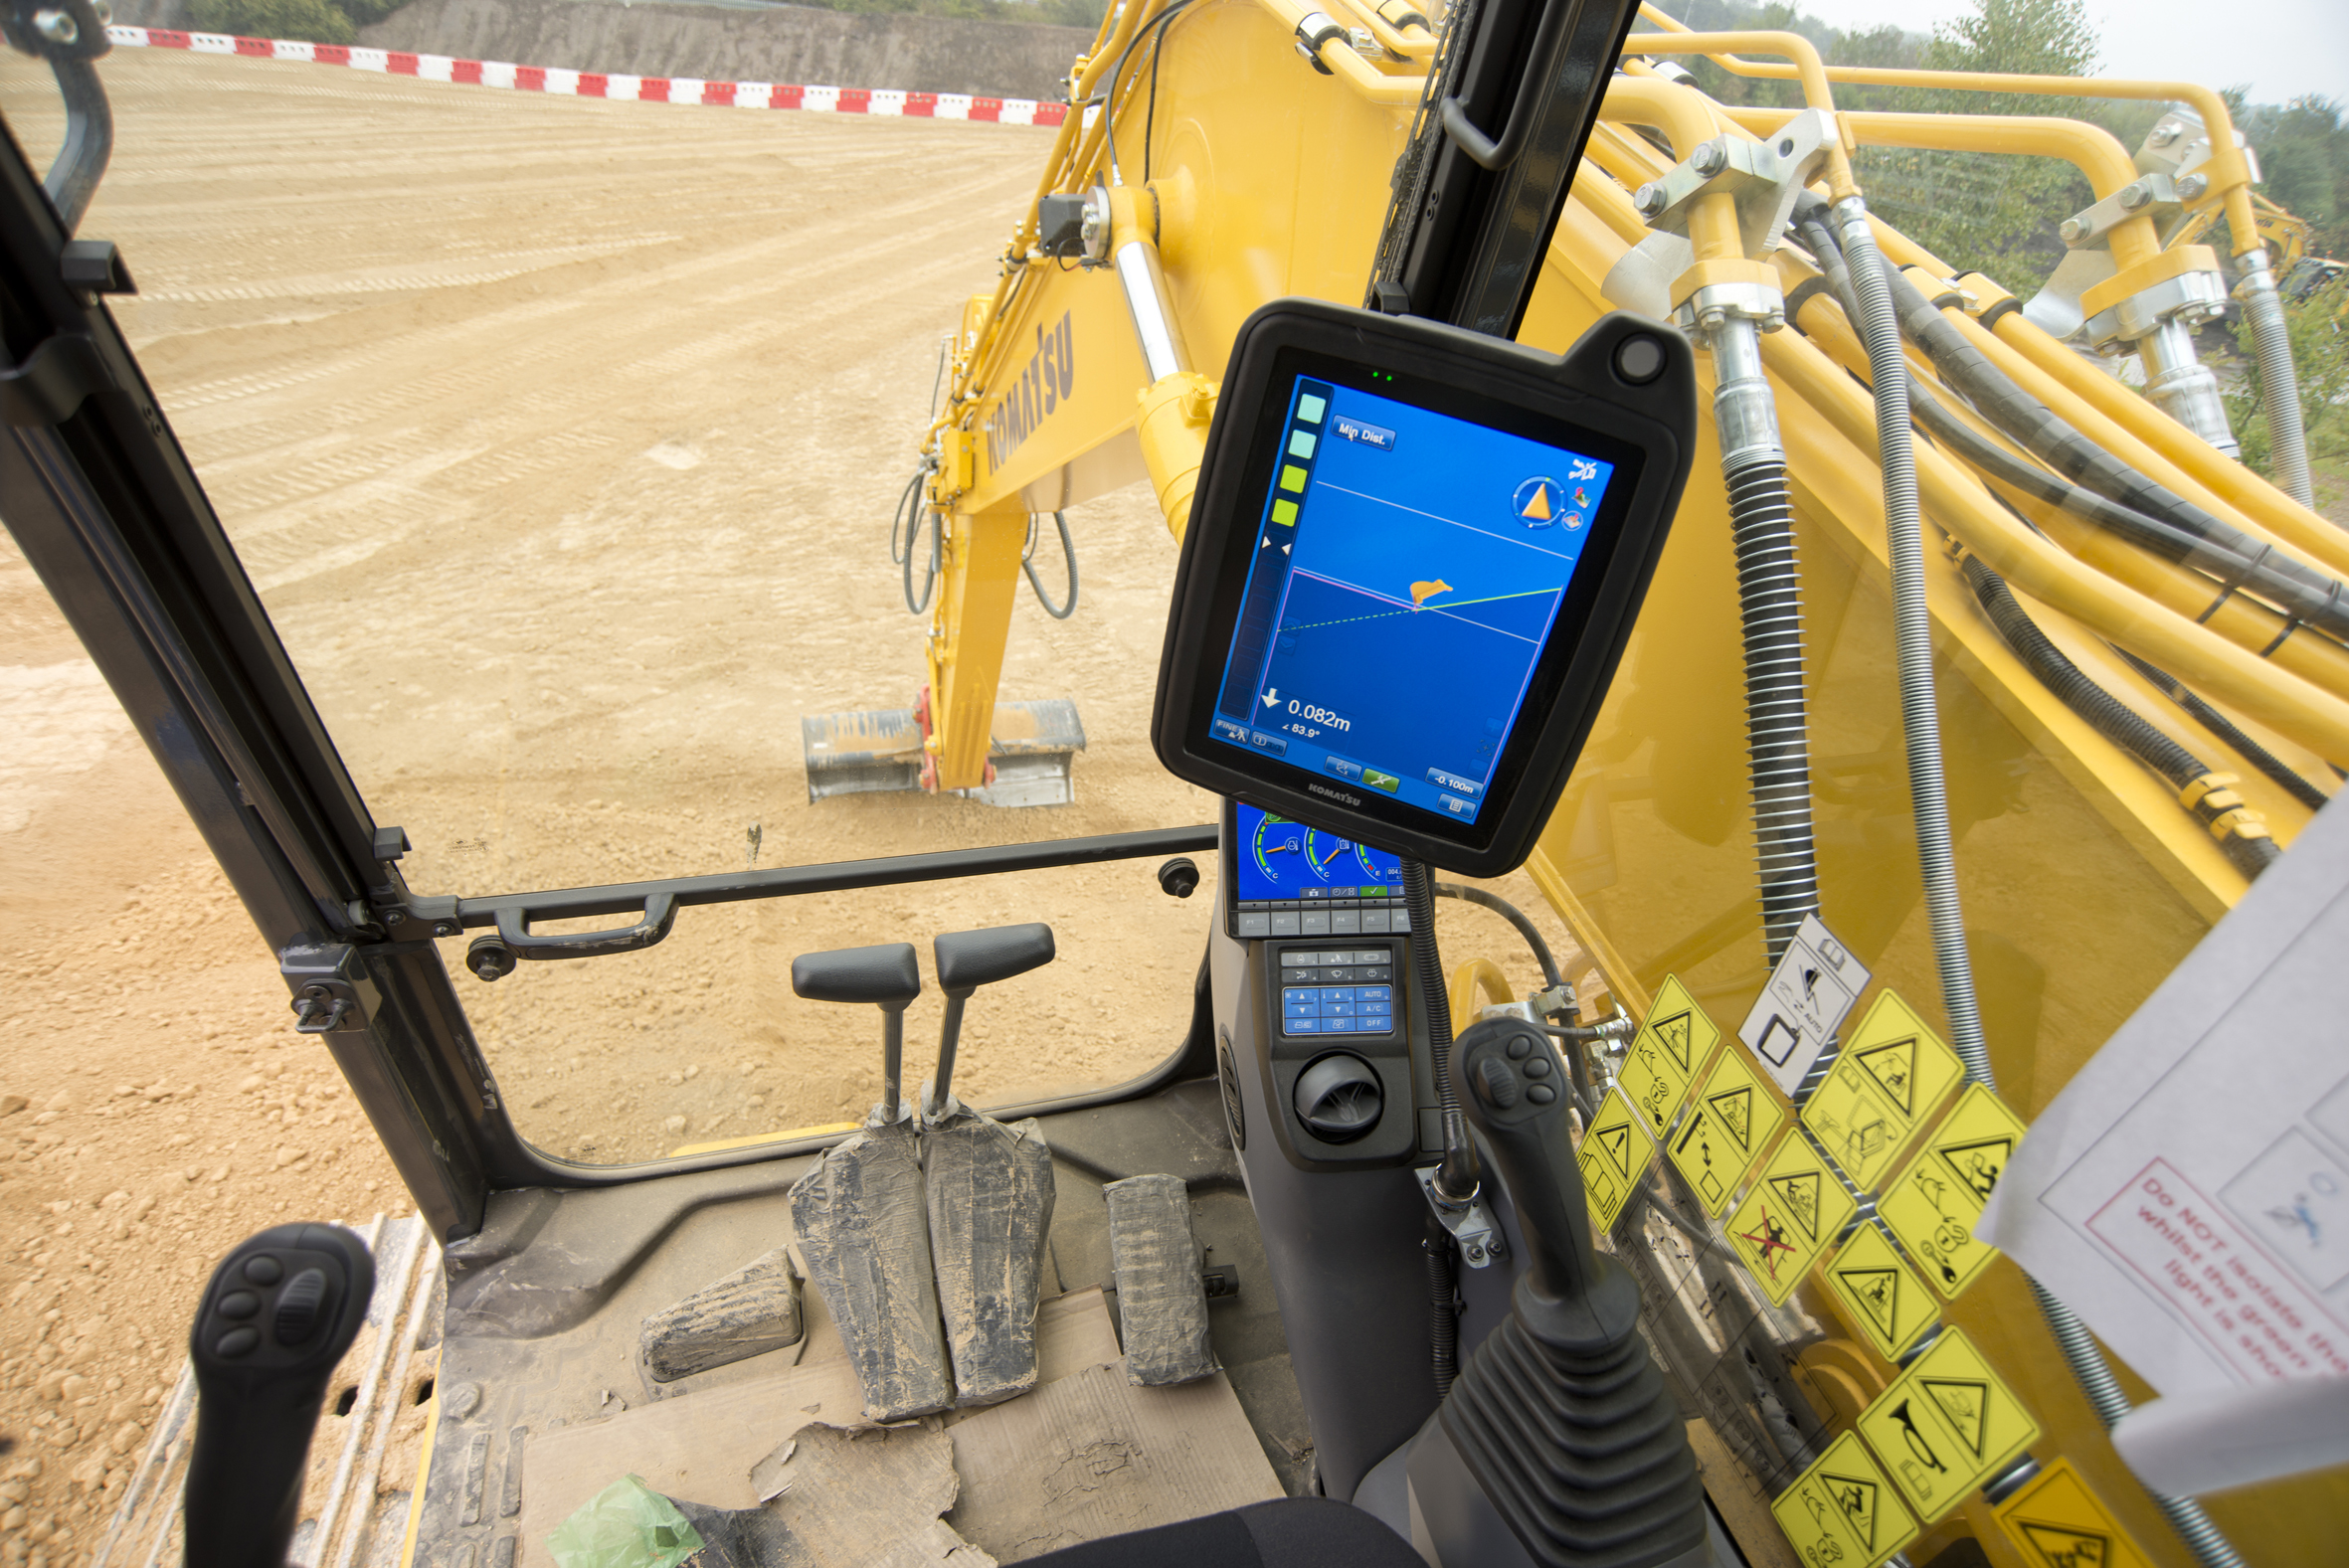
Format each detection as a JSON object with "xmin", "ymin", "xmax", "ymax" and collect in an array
[{"xmin": 889, "ymin": 3, "xmax": 2348, "ymax": 1562}]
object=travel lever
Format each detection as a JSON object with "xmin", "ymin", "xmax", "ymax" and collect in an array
[
  {"xmin": 1412, "ymin": 1016, "xmax": 1709, "ymax": 1568},
  {"xmin": 183, "ymin": 1223, "xmax": 375, "ymax": 1568},
  {"xmin": 925, "ymin": 922, "xmax": 1055, "ymax": 1118}
]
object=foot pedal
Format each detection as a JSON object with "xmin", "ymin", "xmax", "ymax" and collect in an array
[
  {"xmin": 789, "ymin": 1121, "xmax": 952, "ymax": 1421},
  {"xmin": 1104, "ymin": 1174, "xmax": 1218, "ymax": 1387},
  {"xmin": 638, "ymin": 1246, "xmax": 804, "ymax": 1384},
  {"xmin": 925, "ymin": 1104, "xmax": 1056, "ymax": 1406}
]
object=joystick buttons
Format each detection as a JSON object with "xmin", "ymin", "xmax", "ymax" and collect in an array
[{"xmin": 272, "ymin": 1268, "xmax": 330, "ymax": 1346}]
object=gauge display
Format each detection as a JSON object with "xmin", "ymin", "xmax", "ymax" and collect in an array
[{"xmin": 1234, "ymin": 802, "xmax": 1404, "ymax": 903}]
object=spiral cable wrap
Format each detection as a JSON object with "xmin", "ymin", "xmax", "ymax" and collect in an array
[{"xmin": 1724, "ymin": 455, "xmax": 1822, "ymax": 965}]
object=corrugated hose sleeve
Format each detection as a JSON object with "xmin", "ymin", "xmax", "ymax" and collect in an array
[{"xmin": 2105, "ymin": 643, "xmax": 2334, "ymax": 812}]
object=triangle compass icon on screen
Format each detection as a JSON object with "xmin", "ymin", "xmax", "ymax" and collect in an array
[{"xmin": 1521, "ymin": 483, "xmax": 1551, "ymax": 521}]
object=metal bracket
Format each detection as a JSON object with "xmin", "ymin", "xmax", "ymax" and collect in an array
[
  {"xmin": 1417, "ymin": 1165, "xmax": 1507, "ymax": 1269},
  {"xmin": 2058, "ymin": 173, "xmax": 2191, "ymax": 253},
  {"xmin": 2082, "ymin": 267, "xmax": 2232, "ymax": 351},
  {"xmin": 1634, "ymin": 109, "xmax": 1837, "ymax": 261},
  {"xmin": 279, "ymin": 940, "xmax": 377, "ymax": 1035}
]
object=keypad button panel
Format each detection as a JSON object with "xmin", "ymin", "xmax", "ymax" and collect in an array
[{"xmin": 1278, "ymin": 948, "xmax": 1400, "ymax": 1038}]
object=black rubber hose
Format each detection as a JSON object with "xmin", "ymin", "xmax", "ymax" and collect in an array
[
  {"xmin": 2106, "ymin": 644, "xmax": 2334, "ymax": 812},
  {"xmin": 1960, "ymin": 555, "xmax": 2280, "ymax": 879},
  {"xmin": 1789, "ymin": 195, "xmax": 2349, "ymax": 648},
  {"xmin": 1405, "ymin": 861, "xmax": 1481, "ymax": 1204},
  {"xmin": 1424, "ymin": 1206, "xmax": 1459, "ymax": 1398},
  {"xmin": 1431, "ymin": 882, "xmax": 1562, "ymax": 989},
  {"xmin": 1022, "ymin": 511, "xmax": 1080, "ymax": 619}
]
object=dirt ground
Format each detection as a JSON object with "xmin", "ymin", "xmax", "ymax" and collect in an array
[{"xmin": 0, "ymin": 50, "xmax": 1584, "ymax": 1560}]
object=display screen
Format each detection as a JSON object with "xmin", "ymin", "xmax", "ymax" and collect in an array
[
  {"xmin": 1232, "ymin": 801, "xmax": 1405, "ymax": 904},
  {"xmin": 1207, "ymin": 375, "xmax": 1617, "ymax": 826}
]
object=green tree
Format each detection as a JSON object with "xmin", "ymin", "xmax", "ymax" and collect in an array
[
  {"xmin": 1856, "ymin": 0, "xmax": 2100, "ymax": 286},
  {"xmin": 187, "ymin": 0, "xmax": 354, "ymax": 44}
]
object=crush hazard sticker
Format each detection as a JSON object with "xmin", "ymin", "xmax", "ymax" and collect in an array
[
  {"xmin": 1799, "ymin": 990, "xmax": 1966, "ymax": 1191},
  {"xmin": 1855, "ymin": 1326, "xmax": 2040, "ymax": 1524},
  {"xmin": 1724, "ymin": 1129, "xmax": 1857, "ymax": 1305},
  {"xmin": 1616, "ymin": 973, "xmax": 1721, "ymax": 1141},
  {"xmin": 1824, "ymin": 1223, "xmax": 1939, "ymax": 1362},
  {"xmin": 1991, "ymin": 1458, "xmax": 2156, "ymax": 1568},
  {"xmin": 1878, "ymin": 1083, "xmax": 2030, "ymax": 1300},
  {"xmin": 1579, "ymin": 1087, "xmax": 1655, "ymax": 1234},
  {"xmin": 1769, "ymin": 1431, "xmax": 1919, "ymax": 1568}
]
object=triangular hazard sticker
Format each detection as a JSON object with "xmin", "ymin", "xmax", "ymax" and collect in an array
[
  {"xmin": 1595, "ymin": 1123, "xmax": 1633, "ymax": 1178},
  {"xmin": 1768, "ymin": 1170, "xmax": 1824, "ymax": 1240},
  {"xmin": 1707, "ymin": 1085, "xmax": 1754, "ymax": 1149},
  {"xmin": 1650, "ymin": 1010, "xmax": 1693, "ymax": 1071},
  {"xmin": 1922, "ymin": 1376, "xmax": 1991, "ymax": 1458},
  {"xmin": 1854, "ymin": 1035, "xmax": 1919, "ymax": 1115},
  {"xmin": 1521, "ymin": 483, "xmax": 1551, "ymax": 521},
  {"xmin": 2017, "ymin": 1521, "xmax": 2112, "ymax": 1567},
  {"xmin": 1933, "ymin": 1134, "xmax": 2015, "ymax": 1205},
  {"xmin": 1819, "ymin": 1471, "xmax": 1883, "ymax": 1550},
  {"xmin": 1836, "ymin": 1266, "xmax": 1902, "ymax": 1338}
]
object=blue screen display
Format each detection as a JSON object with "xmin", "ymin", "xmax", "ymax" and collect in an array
[
  {"xmin": 1233, "ymin": 802, "xmax": 1405, "ymax": 904},
  {"xmin": 1208, "ymin": 376, "xmax": 1615, "ymax": 826}
]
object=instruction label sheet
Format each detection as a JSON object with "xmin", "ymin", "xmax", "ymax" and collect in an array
[{"xmin": 1982, "ymin": 798, "xmax": 2349, "ymax": 1396}]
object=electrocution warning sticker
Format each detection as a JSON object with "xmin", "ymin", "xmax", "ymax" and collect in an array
[
  {"xmin": 1823, "ymin": 1222, "xmax": 1939, "ymax": 1362},
  {"xmin": 1724, "ymin": 1129, "xmax": 1857, "ymax": 1305},
  {"xmin": 1854, "ymin": 1326, "xmax": 2040, "ymax": 1523},
  {"xmin": 1878, "ymin": 1083, "xmax": 2030, "ymax": 1301},
  {"xmin": 1666, "ymin": 1044, "xmax": 1785, "ymax": 1216},
  {"xmin": 1579, "ymin": 1087, "xmax": 1654, "ymax": 1234},
  {"xmin": 1615, "ymin": 973, "xmax": 1719, "ymax": 1141},
  {"xmin": 1768, "ymin": 1431, "xmax": 1919, "ymax": 1568},
  {"xmin": 1990, "ymin": 1458, "xmax": 2156, "ymax": 1568},
  {"xmin": 1799, "ymin": 989, "xmax": 1966, "ymax": 1192}
]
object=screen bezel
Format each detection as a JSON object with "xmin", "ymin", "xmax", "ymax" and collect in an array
[{"xmin": 1156, "ymin": 302, "xmax": 1694, "ymax": 878}]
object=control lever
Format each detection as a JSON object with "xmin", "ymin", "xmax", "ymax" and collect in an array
[
  {"xmin": 792, "ymin": 943, "xmax": 923, "ymax": 1123},
  {"xmin": 925, "ymin": 922, "xmax": 1055, "ymax": 1118},
  {"xmin": 1414, "ymin": 1016, "xmax": 1708, "ymax": 1568},
  {"xmin": 183, "ymin": 1223, "xmax": 375, "ymax": 1568}
]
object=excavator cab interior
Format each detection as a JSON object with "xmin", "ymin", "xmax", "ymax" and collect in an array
[{"xmin": 3, "ymin": 0, "xmax": 2347, "ymax": 1563}]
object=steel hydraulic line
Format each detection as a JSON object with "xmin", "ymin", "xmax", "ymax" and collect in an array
[
  {"xmin": 1807, "ymin": 199, "xmax": 2257, "ymax": 1568},
  {"xmin": 1959, "ymin": 553, "xmax": 2281, "ymax": 879}
]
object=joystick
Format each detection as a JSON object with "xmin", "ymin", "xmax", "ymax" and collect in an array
[
  {"xmin": 184, "ymin": 1223, "xmax": 375, "ymax": 1568},
  {"xmin": 1410, "ymin": 1016, "xmax": 1708, "ymax": 1568}
]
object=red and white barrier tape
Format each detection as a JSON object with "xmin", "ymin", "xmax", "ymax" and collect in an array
[{"xmin": 102, "ymin": 24, "xmax": 1069, "ymax": 124}]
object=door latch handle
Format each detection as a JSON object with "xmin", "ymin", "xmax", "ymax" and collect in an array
[{"xmin": 467, "ymin": 894, "xmax": 678, "ymax": 979}]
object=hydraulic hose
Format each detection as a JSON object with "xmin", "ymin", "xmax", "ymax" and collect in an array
[
  {"xmin": 1021, "ymin": 511, "xmax": 1080, "ymax": 618},
  {"xmin": 1834, "ymin": 195, "xmax": 1995, "ymax": 1087},
  {"xmin": 1424, "ymin": 1206, "xmax": 1460, "ymax": 1397},
  {"xmin": 2237, "ymin": 249, "xmax": 2317, "ymax": 512},
  {"xmin": 1960, "ymin": 555, "xmax": 2281, "ymax": 879},
  {"xmin": 2106, "ymin": 644, "xmax": 2333, "ymax": 812},
  {"xmin": 1432, "ymin": 882, "xmax": 1562, "ymax": 989},
  {"xmin": 1810, "ymin": 194, "xmax": 2256, "ymax": 1568},
  {"xmin": 1904, "ymin": 378, "xmax": 2349, "ymax": 648},
  {"xmin": 1708, "ymin": 314, "xmax": 1823, "ymax": 968},
  {"xmin": 1405, "ymin": 862, "xmax": 1481, "ymax": 1205}
]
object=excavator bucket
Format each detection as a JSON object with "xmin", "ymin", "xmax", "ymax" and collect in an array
[{"xmin": 800, "ymin": 698, "xmax": 1086, "ymax": 806}]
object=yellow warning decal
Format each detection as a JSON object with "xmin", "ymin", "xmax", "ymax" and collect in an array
[
  {"xmin": 1855, "ymin": 1326, "xmax": 2041, "ymax": 1524},
  {"xmin": 1617, "ymin": 973, "xmax": 1720, "ymax": 1141},
  {"xmin": 1578, "ymin": 1087, "xmax": 1654, "ymax": 1234},
  {"xmin": 1799, "ymin": 990, "xmax": 1966, "ymax": 1191},
  {"xmin": 1724, "ymin": 1129, "xmax": 1857, "ymax": 1305},
  {"xmin": 1877, "ymin": 1082, "xmax": 2030, "ymax": 1301},
  {"xmin": 1769, "ymin": 1431, "xmax": 1919, "ymax": 1568},
  {"xmin": 1665, "ymin": 1047, "xmax": 1785, "ymax": 1216},
  {"xmin": 1991, "ymin": 1458, "xmax": 2157, "ymax": 1568},
  {"xmin": 1823, "ymin": 1223, "xmax": 1939, "ymax": 1362}
]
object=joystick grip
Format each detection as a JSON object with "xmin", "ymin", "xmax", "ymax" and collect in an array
[
  {"xmin": 184, "ymin": 1223, "xmax": 375, "ymax": 1568},
  {"xmin": 1451, "ymin": 1017, "xmax": 1637, "ymax": 1345}
]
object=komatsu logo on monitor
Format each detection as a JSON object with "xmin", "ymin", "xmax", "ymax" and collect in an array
[{"xmin": 987, "ymin": 312, "xmax": 1074, "ymax": 469}]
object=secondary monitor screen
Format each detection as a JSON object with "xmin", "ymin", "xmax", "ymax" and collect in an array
[
  {"xmin": 1205, "ymin": 376, "xmax": 1618, "ymax": 827},
  {"xmin": 1231, "ymin": 800, "xmax": 1406, "ymax": 905}
]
